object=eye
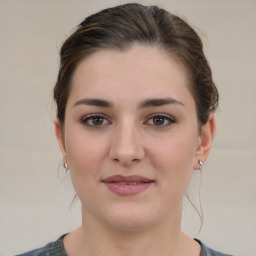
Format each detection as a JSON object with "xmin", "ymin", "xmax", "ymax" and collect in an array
[
  {"xmin": 145, "ymin": 114, "xmax": 175, "ymax": 127},
  {"xmin": 81, "ymin": 114, "xmax": 111, "ymax": 127}
]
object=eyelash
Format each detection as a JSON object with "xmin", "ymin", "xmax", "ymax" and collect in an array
[
  {"xmin": 145, "ymin": 114, "xmax": 175, "ymax": 127},
  {"xmin": 80, "ymin": 114, "xmax": 175, "ymax": 128},
  {"xmin": 81, "ymin": 114, "xmax": 111, "ymax": 127}
]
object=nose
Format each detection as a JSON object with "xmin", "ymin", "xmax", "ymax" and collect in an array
[{"xmin": 109, "ymin": 122, "xmax": 145, "ymax": 166}]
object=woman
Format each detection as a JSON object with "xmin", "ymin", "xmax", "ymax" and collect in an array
[{"xmin": 19, "ymin": 3, "xmax": 232, "ymax": 256}]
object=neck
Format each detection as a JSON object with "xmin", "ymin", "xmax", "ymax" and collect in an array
[
  {"xmin": 84, "ymin": 218, "xmax": 181, "ymax": 256},
  {"xmin": 63, "ymin": 202, "xmax": 200, "ymax": 256}
]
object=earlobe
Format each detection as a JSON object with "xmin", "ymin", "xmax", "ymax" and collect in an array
[
  {"xmin": 55, "ymin": 119, "xmax": 67, "ymax": 164},
  {"xmin": 193, "ymin": 114, "xmax": 216, "ymax": 170}
]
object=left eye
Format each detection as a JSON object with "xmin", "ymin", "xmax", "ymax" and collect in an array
[
  {"xmin": 145, "ymin": 115, "xmax": 175, "ymax": 126},
  {"xmin": 81, "ymin": 115, "xmax": 111, "ymax": 127}
]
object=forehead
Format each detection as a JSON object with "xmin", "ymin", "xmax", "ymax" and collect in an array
[{"xmin": 69, "ymin": 45, "xmax": 193, "ymax": 106}]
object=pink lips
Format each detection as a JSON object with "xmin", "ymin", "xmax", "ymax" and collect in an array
[{"xmin": 103, "ymin": 175, "xmax": 153, "ymax": 196}]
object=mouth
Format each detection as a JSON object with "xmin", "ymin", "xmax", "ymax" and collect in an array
[{"xmin": 102, "ymin": 175, "xmax": 154, "ymax": 196}]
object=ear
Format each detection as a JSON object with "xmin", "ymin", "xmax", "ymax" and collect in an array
[
  {"xmin": 55, "ymin": 119, "xmax": 68, "ymax": 164},
  {"xmin": 193, "ymin": 113, "xmax": 216, "ymax": 170}
]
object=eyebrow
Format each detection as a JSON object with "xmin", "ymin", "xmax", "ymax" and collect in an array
[
  {"xmin": 73, "ymin": 97, "xmax": 184, "ymax": 109},
  {"xmin": 138, "ymin": 98, "xmax": 185, "ymax": 108},
  {"xmin": 73, "ymin": 98, "xmax": 113, "ymax": 108}
]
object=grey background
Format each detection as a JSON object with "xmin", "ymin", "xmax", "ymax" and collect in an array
[{"xmin": 0, "ymin": 0, "xmax": 255, "ymax": 255}]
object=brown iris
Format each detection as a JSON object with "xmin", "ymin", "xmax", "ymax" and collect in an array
[
  {"xmin": 153, "ymin": 116, "xmax": 165, "ymax": 126},
  {"xmin": 91, "ymin": 116, "xmax": 104, "ymax": 125}
]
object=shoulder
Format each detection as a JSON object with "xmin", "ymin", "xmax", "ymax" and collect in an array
[
  {"xmin": 195, "ymin": 239, "xmax": 233, "ymax": 256},
  {"xmin": 15, "ymin": 234, "xmax": 67, "ymax": 256}
]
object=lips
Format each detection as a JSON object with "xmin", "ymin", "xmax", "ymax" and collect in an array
[{"xmin": 103, "ymin": 175, "xmax": 153, "ymax": 196}]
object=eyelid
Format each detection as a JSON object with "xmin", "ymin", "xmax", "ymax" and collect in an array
[
  {"xmin": 81, "ymin": 113, "xmax": 112, "ymax": 127},
  {"xmin": 80, "ymin": 113, "xmax": 175, "ymax": 128},
  {"xmin": 144, "ymin": 113, "xmax": 176, "ymax": 126}
]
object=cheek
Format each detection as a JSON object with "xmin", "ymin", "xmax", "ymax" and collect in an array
[
  {"xmin": 151, "ymin": 132, "xmax": 197, "ymax": 168},
  {"xmin": 65, "ymin": 128, "xmax": 108, "ymax": 177},
  {"xmin": 64, "ymin": 132, "xmax": 108, "ymax": 203},
  {"xmin": 149, "ymin": 132, "xmax": 198, "ymax": 193}
]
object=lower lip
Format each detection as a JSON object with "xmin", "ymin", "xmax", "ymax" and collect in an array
[{"xmin": 104, "ymin": 182, "xmax": 153, "ymax": 196}]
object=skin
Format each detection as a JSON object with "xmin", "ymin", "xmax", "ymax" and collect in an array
[{"xmin": 55, "ymin": 44, "xmax": 215, "ymax": 256}]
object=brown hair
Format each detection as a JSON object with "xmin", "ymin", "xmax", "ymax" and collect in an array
[{"xmin": 54, "ymin": 3, "xmax": 218, "ymax": 128}]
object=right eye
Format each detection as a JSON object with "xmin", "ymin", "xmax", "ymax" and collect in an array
[{"xmin": 81, "ymin": 114, "xmax": 111, "ymax": 127}]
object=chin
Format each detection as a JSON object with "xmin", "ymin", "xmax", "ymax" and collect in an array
[{"xmin": 102, "ymin": 203, "xmax": 157, "ymax": 231}]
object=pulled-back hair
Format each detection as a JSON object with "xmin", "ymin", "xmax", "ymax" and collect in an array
[{"xmin": 54, "ymin": 3, "xmax": 218, "ymax": 128}]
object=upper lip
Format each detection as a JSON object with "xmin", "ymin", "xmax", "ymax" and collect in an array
[{"xmin": 103, "ymin": 175, "xmax": 153, "ymax": 183}]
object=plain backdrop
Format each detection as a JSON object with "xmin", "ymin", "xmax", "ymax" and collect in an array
[{"xmin": 0, "ymin": 0, "xmax": 255, "ymax": 255}]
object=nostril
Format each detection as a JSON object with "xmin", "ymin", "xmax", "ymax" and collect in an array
[{"xmin": 111, "ymin": 153, "xmax": 141, "ymax": 166}]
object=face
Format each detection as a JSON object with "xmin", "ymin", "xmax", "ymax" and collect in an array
[{"xmin": 56, "ymin": 45, "xmax": 214, "ymax": 231}]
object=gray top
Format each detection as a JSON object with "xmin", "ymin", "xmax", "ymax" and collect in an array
[{"xmin": 17, "ymin": 234, "xmax": 233, "ymax": 256}]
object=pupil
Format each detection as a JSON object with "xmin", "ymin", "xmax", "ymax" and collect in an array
[
  {"xmin": 92, "ymin": 117, "xmax": 103, "ymax": 125},
  {"xmin": 153, "ymin": 117, "xmax": 164, "ymax": 125}
]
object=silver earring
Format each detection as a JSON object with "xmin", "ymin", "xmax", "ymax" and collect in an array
[
  {"xmin": 198, "ymin": 160, "xmax": 204, "ymax": 171},
  {"xmin": 63, "ymin": 163, "xmax": 69, "ymax": 172}
]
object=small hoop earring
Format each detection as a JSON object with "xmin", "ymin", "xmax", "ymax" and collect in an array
[
  {"xmin": 63, "ymin": 163, "xmax": 69, "ymax": 172},
  {"xmin": 198, "ymin": 160, "xmax": 204, "ymax": 171}
]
